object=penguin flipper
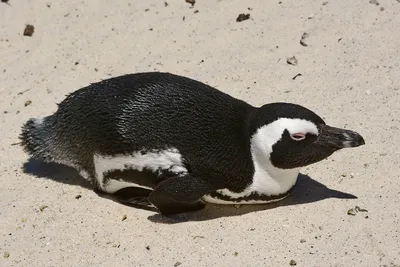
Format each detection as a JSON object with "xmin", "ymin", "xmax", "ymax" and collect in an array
[
  {"xmin": 148, "ymin": 175, "xmax": 209, "ymax": 215},
  {"xmin": 113, "ymin": 187, "xmax": 157, "ymax": 212}
]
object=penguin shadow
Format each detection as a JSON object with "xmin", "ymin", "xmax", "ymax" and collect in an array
[
  {"xmin": 22, "ymin": 159, "xmax": 92, "ymax": 190},
  {"xmin": 147, "ymin": 173, "xmax": 358, "ymax": 224},
  {"xmin": 22, "ymin": 159, "xmax": 357, "ymax": 224}
]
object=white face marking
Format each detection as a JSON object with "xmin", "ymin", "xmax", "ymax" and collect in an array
[
  {"xmin": 93, "ymin": 147, "xmax": 187, "ymax": 193},
  {"xmin": 202, "ymin": 118, "xmax": 317, "ymax": 203}
]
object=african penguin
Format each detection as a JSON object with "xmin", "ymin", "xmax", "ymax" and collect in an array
[{"xmin": 19, "ymin": 72, "xmax": 365, "ymax": 215}]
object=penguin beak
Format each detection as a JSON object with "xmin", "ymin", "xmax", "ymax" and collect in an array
[{"xmin": 315, "ymin": 125, "xmax": 365, "ymax": 149}]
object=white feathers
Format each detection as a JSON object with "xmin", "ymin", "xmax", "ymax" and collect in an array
[
  {"xmin": 33, "ymin": 117, "xmax": 44, "ymax": 126},
  {"xmin": 93, "ymin": 147, "xmax": 187, "ymax": 193},
  {"xmin": 201, "ymin": 193, "xmax": 290, "ymax": 204},
  {"xmin": 104, "ymin": 179, "xmax": 153, "ymax": 194}
]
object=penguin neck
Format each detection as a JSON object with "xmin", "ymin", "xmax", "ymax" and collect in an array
[{"xmin": 248, "ymin": 126, "xmax": 300, "ymax": 196}]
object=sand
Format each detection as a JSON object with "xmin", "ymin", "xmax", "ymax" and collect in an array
[{"xmin": 1, "ymin": 0, "xmax": 399, "ymax": 266}]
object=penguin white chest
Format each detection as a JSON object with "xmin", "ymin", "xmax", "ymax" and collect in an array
[
  {"xmin": 201, "ymin": 165, "xmax": 300, "ymax": 204},
  {"xmin": 93, "ymin": 148, "xmax": 187, "ymax": 194}
]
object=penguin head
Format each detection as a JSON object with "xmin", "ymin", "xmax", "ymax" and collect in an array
[{"xmin": 250, "ymin": 103, "xmax": 365, "ymax": 169}]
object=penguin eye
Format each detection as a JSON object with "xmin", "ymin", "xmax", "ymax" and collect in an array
[{"xmin": 290, "ymin": 132, "xmax": 306, "ymax": 141}]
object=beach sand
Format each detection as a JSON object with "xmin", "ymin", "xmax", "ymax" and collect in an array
[{"xmin": 1, "ymin": 0, "xmax": 399, "ymax": 266}]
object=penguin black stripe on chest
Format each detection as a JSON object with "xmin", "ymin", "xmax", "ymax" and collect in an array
[{"xmin": 19, "ymin": 72, "xmax": 365, "ymax": 215}]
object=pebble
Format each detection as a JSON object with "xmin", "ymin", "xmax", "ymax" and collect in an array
[
  {"xmin": 369, "ymin": 0, "xmax": 379, "ymax": 5},
  {"xmin": 300, "ymin": 32, "xmax": 309, "ymax": 46},
  {"xmin": 185, "ymin": 0, "xmax": 195, "ymax": 6},
  {"xmin": 290, "ymin": 260, "xmax": 297, "ymax": 266},
  {"xmin": 287, "ymin": 56, "xmax": 298, "ymax": 66},
  {"xmin": 3, "ymin": 251, "xmax": 10, "ymax": 258},
  {"xmin": 39, "ymin": 205, "xmax": 48, "ymax": 212},
  {"xmin": 347, "ymin": 208, "xmax": 356, "ymax": 216},
  {"xmin": 23, "ymin": 25, "xmax": 35, "ymax": 36},
  {"xmin": 236, "ymin": 13, "xmax": 250, "ymax": 22}
]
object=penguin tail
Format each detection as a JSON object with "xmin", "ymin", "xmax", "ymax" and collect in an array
[{"xmin": 19, "ymin": 116, "xmax": 55, "ymax": 162}]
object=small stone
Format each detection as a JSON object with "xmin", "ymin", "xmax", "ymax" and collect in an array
[
  {"xmin": 146, "ymin": 245, "xmax": 150, "ymax": 250},
  {"xmin": 236, "ymin": 13, "xmax": 250, "ymax": 22},
  {"xmin": 24, "ymin": 100, "xmax": 32, "ymax": 107},
  {"xmin": 292, "ymin": 73, "xmax": 302, "ymax": 80},
  {"xmin": 164, "ymin": 2, "xmax": 168, "ymax": 7},
  {"xmin": 318, "ymin": 226, "xmax": 323, "ymax": 230},
  {"xmin": 355, "ymin": 206, "xmax": 368, "ymax": 212},
  {"xmin": 347, "ymin": 208, "xmax": 356, "ymax": 216},
  {"xmin": 174, "ymin": 262, "xmax": 182, "ymax": 267},
  {"xmin": 75, "ymin": 194, "xmax": 82, "ymax": 199},
  {"xmin": 287, "ymin": 56, "xmax": 298, "ymax": 66},
  {"xmin": 300, "ymin": 239, "xmax": 306, "ymax": 243},
  {"xmin": 369, "ymin": 0, "xmax": 379, "ymax": 5},
  {"xmin": 39, "ymin": 205, "xmax": 48, "ymax": 212},
  {"xmin": 300, "ymin": 32, "xmax": 309, "ymax": 46},
  {"xmin": 234, "ymin": 252, "xmax": 239, "ymax": 256},
  {"xmin": 3, "ymin": 251, "xmax": 10, "ymax": 258},
  {"xmin": 185, "ymin": 0, "xmax": 195, "ymax": 6},
  {"xmin": 322, "ymin": 1, "xmax": 328, "ymax": 5},
  {"xmin": 290, "ymin": 260, "xmax": 297, "ymax": 266},
  {"xmin": 1, "ymin": 0, "xmax": 10, "ymax": 4},
  {"xmin": 23, "ymin": 25, "xmax": 35, "ymax": 37},
  {"xmin": 380, "ymin": 7, "xmax": 384, "ymax": 11},
  {"xmin": 365, "ymin": 90, "xmax": 371, "ymax": 95},
  {"xmin": 122, "ymin": 215, "xmax": 127, "ymax": 221}
]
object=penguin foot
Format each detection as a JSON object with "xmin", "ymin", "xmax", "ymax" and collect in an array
[
  {"xmin": 148, "ymin": 175, "xmax": 210, "ymax": 215},
  {"xmin": 154, "ymin": 200, "xmax": 206, "ymax": 216},
  {"xmin": 113, "ymin": 187, "xmax": 157, "ymax": 212}
]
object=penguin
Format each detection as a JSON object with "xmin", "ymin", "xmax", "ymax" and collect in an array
[{"xmin": 19, "ymin": 72, "xmax": 365, "ymax": 215}]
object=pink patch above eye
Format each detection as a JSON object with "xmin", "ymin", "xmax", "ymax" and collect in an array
[{"xmin": 291, "ymin": 133, "xmax": 305, "ymax": 139}]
